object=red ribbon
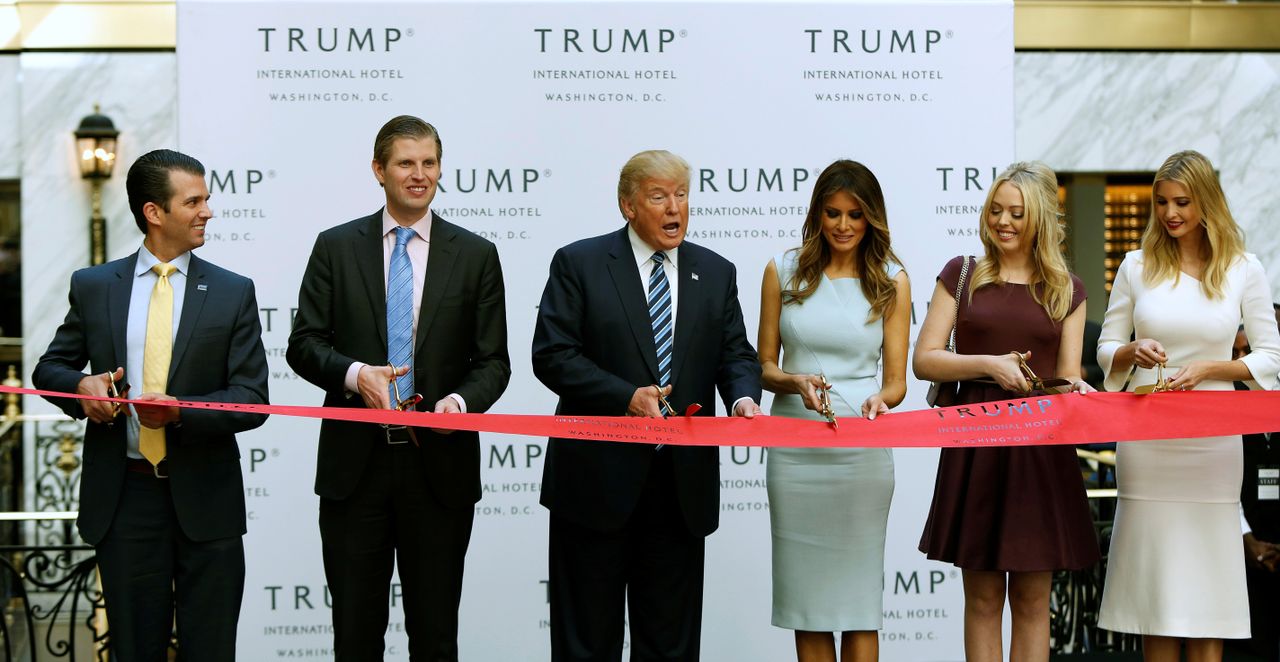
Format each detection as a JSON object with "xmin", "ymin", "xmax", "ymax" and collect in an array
[{"xmin": 8, "ymin": 384, "xmax": 1278, "ymax": 448}]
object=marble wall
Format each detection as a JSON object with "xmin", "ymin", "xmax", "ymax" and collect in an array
[
  {"xmin": 18, "ymin": 52, "xmax": 176, "ymax": 415},
  {"xmin": 1015, "ymin": 51, "xmax": 1280, "ymax": 292},
  {"xmin": 0, "ymin": 56, "xmax": 19, "ymax": 180}
]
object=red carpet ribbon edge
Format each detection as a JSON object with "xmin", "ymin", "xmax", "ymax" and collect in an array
[{"xmin": 4, "ymin": 384, "xmax": 1276, "ymax": 449}]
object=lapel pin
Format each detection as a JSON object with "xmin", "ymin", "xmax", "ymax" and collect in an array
[
  {"xmin": 691, "ymin": 273, "xmax": 699, "ymax": 281},
  {"xmin": 197, "ymin": 284, "xmax": 208, "ymax": 291}
]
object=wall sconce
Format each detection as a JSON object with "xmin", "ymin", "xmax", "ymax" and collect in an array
[{"xmin": 73, "ymin": 105, "xmax": 120, "ymax": 266}]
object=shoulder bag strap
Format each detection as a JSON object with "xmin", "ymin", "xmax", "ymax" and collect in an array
[{"xmin": 946, "ymin": 256, "xmax": 972, "ymax": 353}]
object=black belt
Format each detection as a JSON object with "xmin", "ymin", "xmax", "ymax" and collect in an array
[
  {"xmin": 125, "ymin": 457, "xmax": 168, "ymax": 478},
  {"xmin": 383, "ymin": 426, "xmax": 417, "ymax": 446}
]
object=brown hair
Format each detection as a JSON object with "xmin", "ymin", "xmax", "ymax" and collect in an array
[
  {"xmin": 782, "ymin": 159, "xmax": 902, "ymax": 322},
  {"xmin": 373, "ymin": 115, "xmax": 442, "ymax": 167}
]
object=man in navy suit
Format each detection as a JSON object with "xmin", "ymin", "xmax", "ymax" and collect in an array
[
  {"xmin": 533, "ymin": 150, "xmax": 762, "ymax": 661},
  {"xmin": 34, "ymin": 149, "xmax": 269, "ymax": 661},
  {"xmin": 287, "ymin": 115, "xmax": 510, "ymax": 661}
]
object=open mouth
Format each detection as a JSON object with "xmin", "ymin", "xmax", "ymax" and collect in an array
[
  {"xmin": 661, "ymin": 221, "xmax": 682, "ymax": 237},
  {"xmin": 1165, "ymin": 220, "xmax": 1184, "ymax": 231},
  {"xmin": 996, "ymin": 230, "xmax": 1016, "ymax": 241}
]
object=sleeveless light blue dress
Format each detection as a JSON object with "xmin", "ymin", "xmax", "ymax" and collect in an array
[{"xmin": 766, "ymin": 251, "xmax": 896, "ymax": 631}]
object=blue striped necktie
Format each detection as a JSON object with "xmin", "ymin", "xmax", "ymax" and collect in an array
[
  {"xmin": 387, "ymin": 226, "xmax": 415, "ymax": 404},
  {"xmin": 648, "ymin": 252, "xmax": 673, "ymax": 389}
]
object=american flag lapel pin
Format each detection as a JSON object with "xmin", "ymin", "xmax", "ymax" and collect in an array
[
  {"xmin": 197, "ymin": 284, "xmax": 208, "ymax": 291},
  {"xmin": 691, "ymin": 273, "xmax": 699, "ymax": 281}
]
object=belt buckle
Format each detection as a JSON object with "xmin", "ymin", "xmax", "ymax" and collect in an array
[
  {"xmin": 385, "ymin": 379, "xmax": 422, "ymax": 446},
  {"xmin": 152, "ymin": 460, "xmax": 169, "ymax": 479},
  {"xmin": 384, "ymin": 425, "xmax": 411, "ymax": 445}
]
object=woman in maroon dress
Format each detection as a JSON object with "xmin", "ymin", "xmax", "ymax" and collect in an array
[{"xmin": 913, "ymin": 161, "xmax": 1099, "ymax": 662}]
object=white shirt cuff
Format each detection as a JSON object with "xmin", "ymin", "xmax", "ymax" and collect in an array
[
  {"xmin": 1241, "ymin": 504, "xmax": 1252, "ymax": 536},
  {"xmin": 447, "ymin": 393, "xmax": 467, "ymax": 413},
  {"xmin": 344, "ymin": 362, "xmax": 366, "ymax": 396},
  {"xmin": 731, "ymin": 397, "xmax": 756, "ymax": 416}
]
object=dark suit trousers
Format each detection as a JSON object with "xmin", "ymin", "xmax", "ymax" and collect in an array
[
  {"xmin": 549, "ymin": 450, "xmax": 706, "ymax": 662},
  {"xmin": 96, "ymin": 472, "xmax": 245, "ymax": 662},
  {"xmin": 319, "ymin": 437, "xmax": 475, "ymax": 662}
]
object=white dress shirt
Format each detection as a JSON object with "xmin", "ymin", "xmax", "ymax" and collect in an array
[
  {"xmin": 343, "ymin": 207, "xmax": 466, "ymax": 411},
  {"xmin": 124, "ymin": 245, "xmax": 191, "ymax": 458},
  {"xmin": 627, "ymin": 225, "xmax": 679, "ymax": 331},
  {"xmin": 625, "ymin": 225, "xmax": 755, "ymax": 415}
]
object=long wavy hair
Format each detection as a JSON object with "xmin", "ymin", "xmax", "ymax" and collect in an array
[
  {"xmin": 969, "ymin": 161, "xmax": 1075, "ymax": 321},
  {"xmin": 1140, "ymin": 150, "xmax": 1244, "ymax": 300},
  {"xmin": 782, "ymin": 159, "xmax": 901, "ymax": 322}
]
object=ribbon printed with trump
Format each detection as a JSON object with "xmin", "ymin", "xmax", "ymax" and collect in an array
[{"xmin": 8, "ymin": 384, "xmax": 1279, "ymax": 449}]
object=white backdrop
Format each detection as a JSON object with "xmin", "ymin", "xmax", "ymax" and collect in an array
[{"xmin": 176, "ymin": 1, "xmax": 1011, "ymax": 658}]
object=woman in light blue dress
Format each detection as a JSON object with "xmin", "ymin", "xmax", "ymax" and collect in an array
[{"xmin": 758, "ymin": 160, "xmax": 911, "ymax": 662}]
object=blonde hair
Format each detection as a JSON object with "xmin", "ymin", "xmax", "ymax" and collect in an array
[
  {"xmin": 968, "ymin": 161, "xmax": 1075, "ymax": 321},
  {"xmin": 783, "ymin": 159, "xmax": 902, "ymax": 321},
  {"xmin": 617, "ymin": 150, "xmax": 691, "ymax": 215},
  {"xmin": 1140, "ymin": 150, "xmax": 1244, "ymax": 299}
]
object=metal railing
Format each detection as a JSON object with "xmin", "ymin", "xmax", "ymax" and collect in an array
[
  {"xmin": 0, "ymin": 538, "xmax": 105, "ymax": 661},
  {"xmin": 0, "ymin": 367, "xmax": 109, "ymax": 661},
  {"xmin": 1050, "ymin": 447, "xmax": 1141, "ymax": 654}
]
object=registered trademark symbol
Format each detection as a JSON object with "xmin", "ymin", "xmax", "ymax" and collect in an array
[
  {"xmin": 267, "ymin": 170, "xmax": 276, "ymax": 178},
  {"xmin": 543, "ymin": 169, "xmax": 552, "ymax": 177},
  {"xmin": 271, "ymin": 448, "xmax": 280, "ymax": 457},
  {"xmin": 407, "ymin": 28, "xmax": 415, "ymax": 38},
  {"xmin": 679, "ymin": 30, "xmax": 687, "ymax": 38},
  {"xmin": 945, "ymin": 30, "xmax": 954, "ymax": 39}
]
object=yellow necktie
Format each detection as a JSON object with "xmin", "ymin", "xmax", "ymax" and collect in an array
[{"xmin": 139, "ymin": 262, "xmax": 176, "ymax": 466}]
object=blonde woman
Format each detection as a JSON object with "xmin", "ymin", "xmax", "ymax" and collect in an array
[
  {"xmin": 760, "ymin": 160, "xmax": 910, "ymax": 662},
  {"xmin": 1097, "ymin": 150, "xmax": 1280, "ymax": 662},
  {"xmin": 915, "ymin": 162, "xmax": 1098, "ymax": 662}
]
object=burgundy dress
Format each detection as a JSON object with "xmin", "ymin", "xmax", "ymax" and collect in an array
[{"xmin": 918, "ymin": 256, "xmax": 1100, "ymax": 571}]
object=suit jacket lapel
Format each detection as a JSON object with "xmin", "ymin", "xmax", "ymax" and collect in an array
[
  {"xmin": 107, "ymin": 255, "xmax": 136, "ymax": 373},
  {"xmin": 414, "ymin": 213, "xmax": 457, "ymax": 356},
  {"xmin": 606, "ymin": 228, "xmax": 660, "ymax": 382},
  {"xmin": 168, "ymin": 255, "xmax": 208, "ymax": 382},
  {"xmin": 668, "ymin": 246, "xmax": 699, "ymax": 386},
  {"xmin": 355, "ymin": 212, "xmax": 388, "ymax": 350}
]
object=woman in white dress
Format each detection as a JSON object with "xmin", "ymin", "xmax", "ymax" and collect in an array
[
  {"xmin": 759, "ymin": 160, "xmax": 911, "ymax": 662},
  {"xmin": 1097, "ymin": 150, "xmax": 1280, "ymax": 662}
]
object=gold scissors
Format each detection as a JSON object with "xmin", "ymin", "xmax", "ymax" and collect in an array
[
  {"xmin": 105, "ymin": 374, "xmax": 128, "ymax": 426},
  {"xmin": 654, "ymin": 384, "xmax": 675, "ymax": 417},
  {"xmin": 388, "ymin": 365, "xmax": 423, "ymax": 445},
  {"xmin": 652, "ymin": 384, "xmax": 702, "ymax": 417},
  {"xmin": 388, "ymin": 365, "xmax": 423, "ymax": 412},
  {"xmin": 1134, "ymin": 362, "xmax": 1173, "ymax": 395},
  {"xmin": 816, "ymin": 373, "xmax": 837, "ymax": 429},
  {"xmin": 975, "ymin": 352, "xmax": 1071, "ymax": 394},
  {"xmin": 1016, "ymin": 352, "xmax": 1072, "ymax": 394}
]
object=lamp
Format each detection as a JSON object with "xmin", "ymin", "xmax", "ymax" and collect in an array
[{"xmin": 73, "ymin": 105, "xmax": 120, "ymax": 265}]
